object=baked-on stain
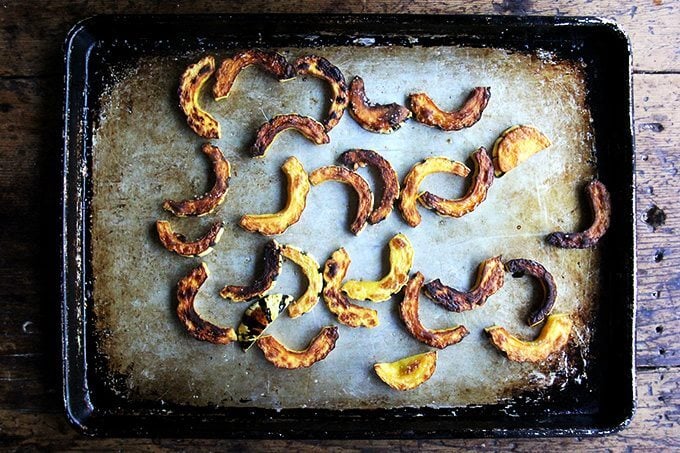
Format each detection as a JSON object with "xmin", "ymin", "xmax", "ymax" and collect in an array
[
  {"xmin": 505, "ymin": 258, "xmax": 557, "ymax": 327},
  {"xmin": 178, "ymin": 55, "xmax": 220, "ymax": 139},
  {"xmin": 250, "ymin": 114, "xmax": 330, "ymax": 158},
  {"xmin": 220, "ymin": 240, "xmax": 283, "ymax": 302},
  {"xmin": 339, "ymin": 149, "xmax": 400, "ymax": 224},
  {"xmin": 409, "ymin": 87, "xmax": 490, "ymax": 131},
  {"xmin": 163, "ymin": 143, "xmax": 231, "ymax": 217},
  {"xmin": 546, "ymin": 180, "xmax": 611, "ymax": 249},
  {"xmin": 294, "ymin": 55, "xmax": 348, "ymax": 131},
  {"xmin": 257, "ymin": 326, "xmax": 339, "ymax": 369},
  {"xmin": 347, "ymin": 76, "xmax": 411, "ymax": 134},
  {"xmin": 156, "ymin": 220, "xmax": 225, "ymax": 257},
  {"xmin": 213, "ymin": 49, "xmax": 295, "ymax": 100},
  {"xmin": 644, "ymin": 204, "xmax": 666, "ymax": 230}
]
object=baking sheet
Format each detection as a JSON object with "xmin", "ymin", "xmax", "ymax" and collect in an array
[{"xmin": 91, "ymin": 45, "xmax": 599, "ymax": 410}]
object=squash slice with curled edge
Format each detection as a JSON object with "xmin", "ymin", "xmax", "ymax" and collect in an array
[
  {"xmin": 156, "ymin": 220, "xmax": 224, "ymax": 258},
  {"xmin": 398, "ymin": 157, "xmax": 470, "ymax": 227},
  {"xmin": 322, "ymin": 248, "xmax": 379, "ymax": 328},
  {"xmin": 342, "ymin": 233, "xmax": 414, "ymax": 302},
  {"xmin": 163, "ymin": 144, "xmax": 231, "ymax": 217},
  {"xmin": 485, "ymin": 313, "xmax": 573, "ymax": 363},
  {"xmin": 220, "ymin": 240, "xmax": 282, "ymax": 302},
  {"xmin": 400, "ymin": 272, "xmax": 469, "ymax": 349},
  {"xmin": 348, "ymin": 76, "xmax": 411, "ymax": 134},
  {"xmin": 257, "ymin": 326, "xmax": 339, "ymax": 369},
  {"xmin": 240, "ymin": 157, "xmax": 310, "ymax": 236},
  {"xmin": 176, "ymin": 263, "xmax": 237, "ymax": 345},
  {"xmin": 250, "ymin": 114, "xmax": 330, "ymax": 158},
  {"xmin": 213, "ymin": 49, "xmax": 295, "ymax": 100},
  {"xmin": 178, "ymin": 56, "xmax": 220, "ymax": 139},
  {"xmin": 281, "ymin": 244, "xmax": 323, "ymax": 318},
  {"xmin": 419, "ymin": 147, "xmax": 494, "ymax": 218},
  {"xmin": 492, "ymin": 125, "xmax": 551, "ymax": 177},
  {"xmin": 374, "ymin": 351, "xmax": 437, "ymax": 391},
  {"xmin": 294, "ymin": 55, "xmax": 348, "ymax": 131},
  {"xmin": 506, "ymin": 258, "xmax": 557, "ymax": 327},
  {"xmin": 409, "ymin": 87, "xmax": 490, "ymax": 131},
  {"xmin": 237, "ymin": 293, "xmax": 294, "ymax": 351},
  {"xmin": 309, "ymin": 166, "xmax": 374, "ymax": 235}
]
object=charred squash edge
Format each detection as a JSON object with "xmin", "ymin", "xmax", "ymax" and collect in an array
[
  {"xmin": 219, "ymin": 240, "xmax": 283, "ymax": 302},
  {"xmin": 178, "ymin": 55, "xmax": 220, "ymax": 139},
  {"xmin": 294, "ymin": 55, "xmax": 348, "ymax": 132},
  {"xmin": 506, "ymin": 258, "xmax": 558, "ymax": 327},
  {"xmin": 213, "ymin": 49, "xmax": 295, "ymax": 100},
  {"xmin": 348, "ymin": 76, "xmax": 411, "ymax": 134},
  {"xmin": 156, "ymin": 220, "xmax": 225, "ymax": 258},
  {"xmin": 250, "ymin": 114, "xmax": 330, "ymax": 158}
]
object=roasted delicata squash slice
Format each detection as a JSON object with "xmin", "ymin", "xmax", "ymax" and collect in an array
[
  {"xmin": 213, "ymin": 49, "xmax": 295, "ymax": 100},
  {"xmin": 294, "ymin": 55, "xmax": 348, "ymax": 131},
  {"xmin": 419, "ymin": 147, "xmax": 494, "ymax": 218},
  {"xmin": 156, "ymin": 220, "xmax": 225, "ymax": 258},
  {"xmin": 424, "ymin": 256, "xmax": 504, "ymax": 312},
  {"xmin": 409, "ymin": 87, "xmax": 490, "ymax": 131},
  {"xmin": 178, "ymin": 56, "xmax": 220, "ymax": 139},
  {"xmin": 250, "ymin": 114, "xmax": 330, "ymax": 158},
  {"xmin": 342, "ymin": 233, "xmax": 414, "ymax": 302},
  {"xmin": 163, "ymin": 144, "xmax": 231, "ymax": 217},
  {"xmin": 485, "ymin": 313, "xmax": 573, "ymax": 363},
  {"xmin": 506, "ymin": 258, "xmax": 557, "ymax": 327},
  {"xmin": 281, "ymin": 244, "xmax": 323, "ymax": 318},
  {"xmin": 257, "ymin": 325, "xmax": 339, "ymax": 369},
  {"xmin": 348, "ymin": 76, "xmax": 411, "ymax": 134},
  {"xmin": 398, "ymin": 157, "xmax": 470, "ymax": 227},
  {"xmin": 339, "ymin": 149, "xmax": 400, "ymax": 225},
  {"xmin": 176, "ymin": 263, "xmax": 237, "ymax": 345},
  {"xmin": 309, "ymin": 166, "xmax": 374, "ymax": 235},
  {"xmin": 240, "ymin": 157, "xmax": 310, "ymax": 236},
  {"xmin": 322, "ymin": 248, "xmax": 379, "ymax": 328},
  {"xmin": 547, "ymin": 179, "xmax": 611, "ymax": 249},
  {"xmin": 374, "ymin": 351, "xmax": 437, "ymax": 391},
  {"xmin": 492, "ymin": 125, "xmax": 551, "ymax": 176},
  {"xmin": 237, "ymin": 293, "xmax": 294, "ymax": 350},
  {"xmin": 220, "ymin": 240, "xmax": 283, "ymax": 302},
  {"xmin": 400, "ymin": 272, "xmax": 469, "ymax": 349}
]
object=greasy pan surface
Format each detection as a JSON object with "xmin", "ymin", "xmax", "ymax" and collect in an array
[{"xmin": 61, "ymin": 14, "xmax": 634, "ymax": 437}]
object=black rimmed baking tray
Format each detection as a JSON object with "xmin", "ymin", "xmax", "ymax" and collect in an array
[{"xmin": 61, "ymin": 14, "xmax": 635, "ymax": 438}]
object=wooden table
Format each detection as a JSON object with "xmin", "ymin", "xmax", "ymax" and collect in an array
[{"xmin": 1, "ymin": 1, "xmax": 678, "ymax": 449}]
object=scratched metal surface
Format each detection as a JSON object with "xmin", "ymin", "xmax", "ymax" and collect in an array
[{"xmin": 91, "ymin": 46, "xmax": 599, "ymax": 409}]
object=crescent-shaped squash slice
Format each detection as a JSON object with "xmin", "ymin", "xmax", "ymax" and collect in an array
[
  {"xmin": 424, "ymin": 256, "xmax": 504, "ymax": 312},
  {"xmin": 342, "ymin": 233, "xmax": 414, "ymax": 302},
  {"xmin": 281, "ymin": 244, "xmax": 323, "ymax": 318},
  {"xmin": 322, "ymin": 248, "xmax": 379, "ymax": 328},
  {"xmin": 419, "ymin": 147, "xmax": 494, "ymax": 218},
  {"xmin": 374, "ymin": 351, "xmax": 437, "ymax": 391},
  {"xmin": 309, "ymin": 166, "xmax": 374, "ymax": 235},
  {"xmin": 399, "ymin": 272, "xmax": 469, "ymax": 349},
  {"xmin": 547, "ymin": 179, "xmax": 611, "ymax": 249},
  {"xmin": 237, "ymin": 293, "xmax": 294, "ymax": 351},
  {"xmin": 294, "ymin": 55, "xmax": 348, "ymax": 131},
  {"xmin": 348, "ymin": 76, "xmax": 411, "ymax": 134},
  {"xmin": 398, "ymin": 157, "xmax": 470, "ymax": 227},
  {"xmin": 178, "ymin": 56, "xmax": 220, "ymax": 139},
  {"xmin": 213, "ymin": 49, "xmax": 295, "ymax": 100},
  {"xmin": 485, "ymin": 313, "xmax": 573, "ymax": 363},
  {"xmin": 163, "ymin": 144, "xmax": 231, "ymax": 217},
  {"xmin": 492, "ymin": 125, "xmax": 551, "ymax": 176},
  {"xmin": 220, "ymin": 240, "xmax": 283, "ymax": 302},
  {"xmin": 176, "ymin": 263, "xmax": 237, "ymax": 345},
  {"xmin": 339, "ymin": 149, "xmax": 400, "ymax": 225},
  {"xmin": 409, "ymin": 87, "xmax": 490, "ymax": 131},
  {"xmin": 240, "ymin": 157, "xmax": 310, "ymax": 235},
  {"xmin": 257, "ymin": 325, "xmax": 339, "ymax": 369},
  {"xmin": 250, "ymin": 114, "xmax": 330, "ymax": 158},
  {"xmin": 156, "ymin": 220, "xmax": 225, "ymax": 258},
  {"xmin": 506, "ymin": 258, "xmax": 558, "ymax": 327}
]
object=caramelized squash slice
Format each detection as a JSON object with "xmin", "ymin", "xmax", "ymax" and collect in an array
[
  {"xmin": 485, "ymin": 313, "xmax": 573, "ymax": 363},
  {"xmin": 409, "ymin": 87, "xmax": 490, "ymax": 131},
  {"xmin": 374, "ymin": 351, "xmax": 437, "ymax": 391},
  {"xmin": 419, "ymin": 147, "xmax": 494, "ymax": 218},
  {"xmin": 156, "ymin": 220, "xmax": 224, "ymax": 258},
  {"xmin": 506, "ymin": 258, "xmax": 557, "ymax": 327},
  {"xmin": 237, "ymin": 293, "xmax": 293, "ymax": 350},
  {"xmin": 400, "ymin": 272, "xmax": 469, "ymax": 349},
  {"xmin": 322, "ymin": 248, "xmax": 379, "ymax": 328},
  {"xmin": 398, "ymin": 157, "xmax": 470, "ymax": 227},
  {"xmin": 294, "ymin": 55, "xmax": 348, "ymax": 131},
  {"xmin": 281, "ymin": 244, "xmax": 323, "ymax": 318},
  {"xmin": 309, "ymin": 166, "xmax": 374, "ymax": 235},
  {"xmin": 342, "ymin": 233, "xmax": 414, "ymax": 302},
  {"xmin": 492, "ymin": 125, "xmax": 551, "ymax": 176},
  {"xmin": 348, "ymin": 76, "xmax": 411, "ymax": 133},
  {"xmin": 240, "ymin": 157, "xmax": 310, "ymax": 236},
  {"xmin": 178, "ymin": 56, "xmax": 220, "ymax": 139},
  {"xmin": 257, "ymin": 326, "xmax": 339, "ymax": 369},
  {"xmin": 213, "ymin": 49, "xmax": 295, "ymax": 100},
  {"xmin": 220, "ymin": 240, "xmax": 282, "ymax": 302},
  {"xmin": 176, "ymin": 263, "xmax": 237, "ymax": 345},
  {"xmin": 163, "ymin": 144, "xmax": 231, "ymax": 217},
  {"xmin": 250, "ymin": 114, "xmax": 330, "ymax": 158}
]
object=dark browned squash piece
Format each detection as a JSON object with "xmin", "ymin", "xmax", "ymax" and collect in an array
[
  {"xmin": 409, "ymin": 87, "xmax": 490, "ymax": 131},
  {"xmin": 250, "ymin": 114, "xmax": 330, "ymax": 158},
  {"xmin": 348, "ymin": 76, "xmax": 411, "ymax": 133},
  {"xmin": 156, "ymin": 220, "xmax": 224, "ymax": 257},
  {"xmin": 294, "ymin": 55, "xmax": 348, "ymax": 131},
  {"xmin": 505, "ymin": 258, "xmax": 557, "ymax": 327},
  {"xmin": 220, "ymin": 240, "xmax": 283, "ymax": 302},
  {"xmin": 213, "ymin": 49, "xmax": 295, "ymax": 100}
]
